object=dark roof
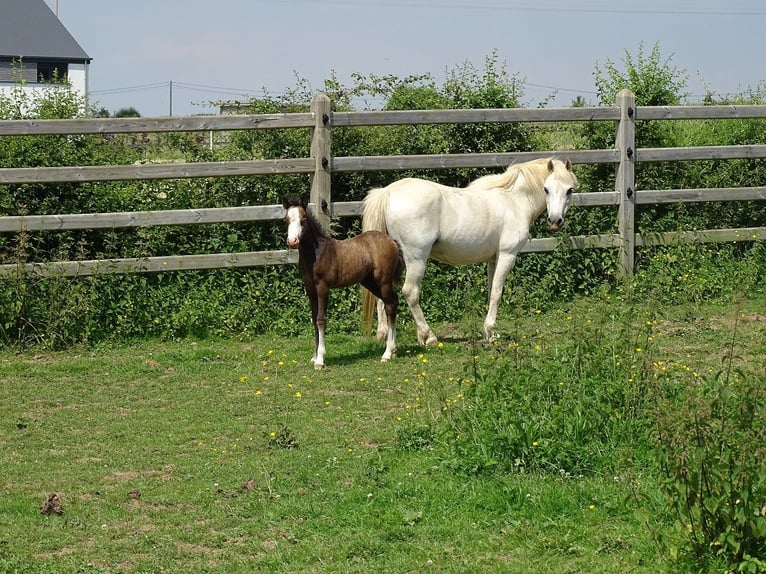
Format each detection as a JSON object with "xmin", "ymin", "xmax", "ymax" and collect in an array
[{"xmin": 0, "ymin": 0, "xmax": 90, "ymax": 62}]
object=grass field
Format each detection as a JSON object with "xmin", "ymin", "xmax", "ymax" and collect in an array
[{"xmin": 1, "ymin": 293, "xmax": 765, "ymax": 573}]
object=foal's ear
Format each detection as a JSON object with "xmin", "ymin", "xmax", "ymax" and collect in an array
[
  {"xmin": 547, "ymin": 159, "xmax": 555, "ymax": 173},
  {"xmin": 281, "ymin": 198, "xmax": 291, "ymax": 210},
  {"xmin": 565, "ymin": 158, "xmax": 573, "ymax": 171}
]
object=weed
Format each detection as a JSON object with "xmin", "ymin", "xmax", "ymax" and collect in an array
[{"xmin": 654, "ymin": 303, "xmax": 766, "ymax": 572}]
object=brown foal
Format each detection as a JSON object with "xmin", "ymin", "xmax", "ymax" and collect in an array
[{"xmin": 282, "ymin": 199, "xmax": 403, "ymax": 369}]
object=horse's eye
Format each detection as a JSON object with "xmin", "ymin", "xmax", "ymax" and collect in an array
[
  {"xmin": 567, "ymin": 188, "xmax": 574, "ymax": 196},
  {"xmin": 543, "ymin": 187, "xmax": 549, "ymax": 195}
]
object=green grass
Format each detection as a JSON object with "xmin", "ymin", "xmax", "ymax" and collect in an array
[{"xmin": 1, "ymin": 294, "xmax": 765, "ymax": 573}]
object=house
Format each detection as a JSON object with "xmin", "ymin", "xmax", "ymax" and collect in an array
[{"xmin": 0, "ymin": 0, "xmax": 91, "ymax": 103}]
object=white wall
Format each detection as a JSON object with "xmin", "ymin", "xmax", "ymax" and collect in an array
[{"xmin": 0, "ymin": 61, "xmax": 90, "ymax": 112}]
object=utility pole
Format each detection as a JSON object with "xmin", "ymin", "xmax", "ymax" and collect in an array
[{"xmin": 169, "ymin": 81, "xmax": 173, "ymax": 116}]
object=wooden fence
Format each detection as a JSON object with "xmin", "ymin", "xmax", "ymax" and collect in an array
[{"xmin": 1, "ymin": 89, "xmax": 766, "ymax": 278}]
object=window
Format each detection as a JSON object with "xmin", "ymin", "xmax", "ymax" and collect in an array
[{"xmin": 36, "ymin": 61, "xmax": 68, "ymax": 83}]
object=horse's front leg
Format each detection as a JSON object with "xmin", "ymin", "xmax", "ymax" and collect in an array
[
  {"xmin": 484, "ymin": 251, "xmax": 517, "ymax": 342},
  {"xmin": 313, "ymin": 284, "xmax": 329, "ymax": 369}
]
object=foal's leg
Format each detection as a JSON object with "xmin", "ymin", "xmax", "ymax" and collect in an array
[
  {"xmin": 400, "ymin": 253, "xmax": 438, "ymax": 346},
  {"xmin": 313, "ymin": 285, "xmax": 329, "ymax": 369},
  {"xmin": 484, "ymin": 251, "xmax": 517, "ymax": 341},
  {"xmin": 381, "ymin": 294, "xmax": 398, "ymax": 361},
  {"xmin": 375, "ymin": 279, "xmax": 398, "ymax": 361},
  {"xmin": 307, "ymin": 288, "xmax": 321, "ymax": 366},
  {"xmin": 362, "ymin": 276, "xmax": 397, "ymax": 362}
]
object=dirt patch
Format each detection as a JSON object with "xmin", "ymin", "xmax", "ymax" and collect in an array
[{"xmin": 107, "ymin": 465, "xmax": 174, "ymax": 483}]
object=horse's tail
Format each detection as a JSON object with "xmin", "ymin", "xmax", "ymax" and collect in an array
[
  {"xmin": 361, "ymin": 186, "xmax": 391, "ymax": 336},
  {"xmin": 361, "ymin": 186, "xmax": 389, "ymax": 234}
]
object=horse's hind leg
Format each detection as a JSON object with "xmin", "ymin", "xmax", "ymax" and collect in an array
[
  {"xmin": 401, "ymin": 255, "xmax": 438, "ymax": 346},
  {"xmin": 375, "ymin": 299, "xmax": 389, "ymax": 342}
]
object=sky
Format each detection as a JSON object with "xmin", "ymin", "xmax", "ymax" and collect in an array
[{"xmin": 48, "ymin": 0, "xmax": 766, "ymax": 118}]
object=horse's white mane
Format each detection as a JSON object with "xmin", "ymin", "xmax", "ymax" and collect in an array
[{"xmin": 467, "ymin": 158, "xmax": 576, "ymax": 193}]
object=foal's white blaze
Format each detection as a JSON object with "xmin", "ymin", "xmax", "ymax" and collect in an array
[{"xmin": 285, "ymin": 206, "xmax": 303, "ymax": 248}]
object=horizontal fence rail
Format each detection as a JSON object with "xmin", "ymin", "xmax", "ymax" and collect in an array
[{"xmin": 1, "ymin": 90, "xmax": 765, "ymax": 277}]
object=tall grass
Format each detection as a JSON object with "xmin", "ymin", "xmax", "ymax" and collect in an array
[{"xmin": 434, "ymin": 301, "xmax": 658, "ymax": 477}]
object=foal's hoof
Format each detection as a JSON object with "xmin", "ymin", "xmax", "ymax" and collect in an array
[
  {"xmin": 310, "ymin": 357, "xmax": 324, "ymax": 370},
  {"xmin": 380, "ymin": 349, "xmax": 397, "ymax": 363}
]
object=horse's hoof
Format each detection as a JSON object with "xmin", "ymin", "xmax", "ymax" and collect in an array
[
  {"xmin": 417, "ymin": 332, "xmax": 438, "ymax": 346},
  {"xmin": 314, "ymin": 363, "xmax": 324, "ymax": 370}
]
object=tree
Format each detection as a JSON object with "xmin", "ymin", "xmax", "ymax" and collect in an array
[
  {"xmin": 576, "ymin": 43, "xmax": 690, "ymax": 235},
  {"xmin": 114, "ymin": 107, "xmax": 141, "ymax": 118}
]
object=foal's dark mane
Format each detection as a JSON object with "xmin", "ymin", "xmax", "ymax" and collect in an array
[{"xmin": 302, "ymin": 205, "xmax": 329, "ymax": 242}]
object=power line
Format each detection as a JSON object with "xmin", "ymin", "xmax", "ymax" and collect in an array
[
  {"xmin": 90, "ymin": 82, "xmax": 169, "ymax": 96},
  {"xmin": 253, "ymin": 0, "xmax": 766, "ymax": 17}
]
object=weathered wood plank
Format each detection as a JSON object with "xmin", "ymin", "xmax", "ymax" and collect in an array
[
  {"xmin": 0, "ymin": 158, "xmax": 316, "ymax": 184},
  {"xmin": 331, "ymin": 106, "xmax": 621, "ymax": 127},
  {"xmin": 0, "ymin": 193, "xmax": 620, "ymax": 233},
  {"xmin": 636, "ymin": 105, "xmax": 766, "ymax": 121},
  {"xmin": 0, "ymin": 151, "xmax": 615, "ymax": 185},
  {"xmin": 522, "ymin": 233, "xmax": 621, "ymax": 252},
  {"xmin": 6, "ymin": 226, "xmax": 761, "ymax": 278},
  {"xmin": 0, "ymin": 250, "xmax": 299, "ymax": 277},
  {"xmin": 637, "ymin": 227, "xmax": 766, "ymax": 246},
  {"xmin": 637, "ymin": 187, "xmax": 766, "ymax": 204},
  {"xmin": 572, "ymin": 191, "xmax": 620, "ymax": 206},
  {"xmin": 616, "ymin": 90, "xmax": 637, "ymax": 276},
  {"xmin": 0, "ymin": 205, "xmax": 286, "ymax": 232},
  {"xmin": 637, "ymin": 145, "xmax": 766, "ymax": 162},
  {"xmin": 331, "ymin": 149, "xmax": 616, "ymax": 172},
  {"xmin": 0, "ymin": 114, "xmax": 314, "ymax": 135},
  {"xmin": 310, "ymin": 94, "xmax": 332, "ymax": 231}
]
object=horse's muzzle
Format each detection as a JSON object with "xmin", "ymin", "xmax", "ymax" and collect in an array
[
  {"xmin": 287, "ymin": 237, "xmax": 300, "ymax": 249},
  {"xmin": 548, "ymin": 218, "xmax": 564, "ymax": 231}
]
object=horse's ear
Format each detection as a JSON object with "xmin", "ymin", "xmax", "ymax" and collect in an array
[
  {"xmin": 282, "ymin": 198, "xmax": 291, "ymax": 210},
  {"xmin": 547, "ymin": 159, "xmax": 555, "ymax": 173},
  {"xmin": 565, "ymin": 158, "xmax": 572, "ymax": 171}
]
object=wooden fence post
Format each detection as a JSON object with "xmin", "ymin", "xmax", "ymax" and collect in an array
[
  {"xmin": 310, "ymin": 93, "xmax": 332, "ymax": 232},
  {"xmin": 616, "ymin": 89, "xmax": 636, "ymax": 277}
]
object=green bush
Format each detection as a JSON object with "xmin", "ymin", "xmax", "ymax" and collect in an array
[
  {"xmin": 437, "ymin": 303, "xmax": 657, "ymax": 476},
  {"xmin": 654, "ymin": 317, "xmax": 766, "ymax": 572}
]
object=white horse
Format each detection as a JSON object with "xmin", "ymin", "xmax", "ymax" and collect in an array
[{"xmin": 361, "ymin": 157, "xmax": 579, "ymax": 345}]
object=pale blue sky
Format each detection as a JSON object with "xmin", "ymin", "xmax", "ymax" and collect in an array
[{"xmin": 49, "ymin": 0, "xmax": 765, "ymax": 117}]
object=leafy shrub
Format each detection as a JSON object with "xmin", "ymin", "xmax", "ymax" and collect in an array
[
  {"xmin": 654, "ymin": 313, "xmax": 766, "ymax": 572},
  {"xmin": 631, "ymin": 242, "xmax": 766, "ymax": 305},
  {"xmin": 437, "ymin": 303, "xmax": 658, "ymax": 476}
]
